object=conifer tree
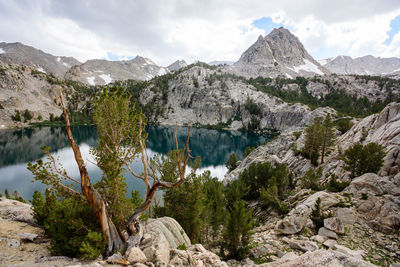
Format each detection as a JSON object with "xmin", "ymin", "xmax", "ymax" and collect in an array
[
  {"xmin": 304, "ymin": 117, "xmax": 323, "ymax": 165},
  {"xmin": 223, "ymin": 200, "xmax": 253, "ymax": 260},
  {"xmin": 320, "ymin": 114, "xmax": 335, "ymax": 164}
]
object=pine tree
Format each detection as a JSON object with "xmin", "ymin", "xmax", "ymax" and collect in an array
[
  {"xmin": 320, "ymin": 114, "xmax": 335, "ymax": 164},
  {"xmin": 223, "ymin": 200, "xmax": 253, "ymax": 260},
  {"xmin": 204, "ymin": 178, "xmax": 225, "ymax": 239},
  {"xmin": 304, "ymin": 117, "xmax": 323, "ymax": 165}
]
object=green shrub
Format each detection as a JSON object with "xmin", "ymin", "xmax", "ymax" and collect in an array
[
  {"xmin": 243, "ymin": 146, "xmax": 256, "ymax": 158},
  {"xmin": 301, "ymin": 167, "xmax": 322, "ymax": 190},
  {"xmin": 226, "ymin": 153, "xmax": 238, "ymax": 171},
  {"xmin": 177, "ymin": 243, "xmax": 187, "ymax": 250},
  {"xmin": 310, "ymin": 197, "xmax": 332, "ymax": 229},
  {"xmin": 325, "ymin": 175, "xmax": 350, "ymax": 192},
  {"xmin": 11, "ymin": 110, "xmax": 21, "ymax": 122},
  {"xmin": 293, "ymin": 131, "xmax": 302, "ymax": 140},
  {"xmin": 335, "ymin": 118, "xmax": 354, "ymax": 134},
  {"xmin": 31, "ymin": 190, "xmax": 105, "ymax": 258},
  {"xmin": 244, "ymin": 98, "xmax": 261, "ymax": 115},
  {"xmin": 23, "ymin": 109, "xmax": 33, "ymax": 122},
  {"xmin": 361, "ymin": 193, "xmax": 368, "ymax": 200}
]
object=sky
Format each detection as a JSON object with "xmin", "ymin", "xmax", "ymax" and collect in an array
[{"xmin": 1, "ymin": 0, "xmax": 400, "ymax": 66}]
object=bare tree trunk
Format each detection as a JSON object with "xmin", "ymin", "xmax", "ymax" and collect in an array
[{"xmin": 60, "ymin": 91, "xmax": 126, "ymax": 256}]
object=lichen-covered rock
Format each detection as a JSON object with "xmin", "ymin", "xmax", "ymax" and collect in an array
[
  {"xmin": 318, "ymin": 227, "xmax": 338, "ymax": 239},
  {"xmin": 288, "ymin": 239, "xmax": 318, "ymax": 252},
  {"xmin": 324, "ymin": 217, "xmax": 344, "ymax": 234}
]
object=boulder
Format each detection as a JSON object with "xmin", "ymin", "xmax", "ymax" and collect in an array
[
  {"xmin": 323, "ymin": 239, "xmax": 337, "ymax": 248},
  {"xmin": 318, "ymin": 227, "xmax": 338, "ymax": 239},
  {"xmin": 126, "ymin": 247, "xmax": 147, "ymax": 264},
  {"xmin": 335, "ymin": 208, "xmax": 356, "ymax": 224},
  {"xmin": 324, "ymin": 217, "xmax": 344, "ymax": 234},
  {"xmin": 17, "ymin": 232, "xmax": 38, "ymax": 242},
  {"xmin": 0, "ymin": 198, "xmax": 34, "ymax": 224},
  {"xmin": 140, "ymin": 217, "xmax": 191, "ymax": 266},
  {"xmin": 288, "ymin": 239, "xmax": 318, "ymax": 252},
  {"xmin": 310, "ymin": 235, "xmax": 326, "ymax": 243},
  {"xmin": 275, "ymin": 192, "xmax": 339, "ymax": 234},
  {"xmin": 333, "ymin": 244, "xmax": 365, "ymax": 261}
]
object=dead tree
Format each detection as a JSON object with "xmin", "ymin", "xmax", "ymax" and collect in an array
[{"xmin": 57, "ymin": 90, "xmax": 190, "ymax": 256}]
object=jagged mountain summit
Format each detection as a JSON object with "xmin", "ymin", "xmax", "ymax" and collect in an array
[
  {"xmin": 227, "ymin": 27, "xmax": 329, "ymax": 78},
  {"xmin": 0, "ymin": 42, "xmax": 81, "ymax": 78},
  {"xmin": 167, "ymin": 60, "xmax": 187, "ymax": 71},
  {"xmin": 320, "ymin": 55, "xmax": 400, "ymax": 75},
  {"xmin": 65, "ymin": 56, "xmax": 169, "ymax": 85}
]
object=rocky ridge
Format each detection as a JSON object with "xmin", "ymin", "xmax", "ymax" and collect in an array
[
  {"xmin": 320, "ymin": 55, "xmax": 400, "ymax": 76},
  {"xmin": 65, "ymin": 56, "xmax": 169, "ymax": 85},
  {"xmin": 226, "ymin": 27, "xmax": 329, "ymax": 78},
  {"xmin": 0, "ymin": 42, "xmax": 80, "ymax": 78}
]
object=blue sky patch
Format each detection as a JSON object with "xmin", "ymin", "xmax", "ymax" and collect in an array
[
  {"xmin": 107, "ymin": 52, "xmax": 134, "ymax": 61},
  {"xmin": 384, "ymin": 15, "xmax": 400, "ymax": 45},
  {"xmin": 252, "ymin": 17, "xmax": 285, "ymax": 34}
]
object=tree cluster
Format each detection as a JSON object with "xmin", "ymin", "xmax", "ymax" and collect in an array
[
  {"xmin": 303, "ymin": 115, "xmax": 335, "ymax": 165},
  {"xmin": 341, "ymin": 143, "xmax": 386, "ymax": 178}
]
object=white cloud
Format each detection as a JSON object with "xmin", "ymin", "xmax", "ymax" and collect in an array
[{"xmin": 0, "ymin": 0, "xmax": 400, "ymax": 65}]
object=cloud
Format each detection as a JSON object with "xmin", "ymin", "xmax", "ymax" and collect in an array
[{"xmin": 0, "ymin": 0, "xmax": 400, "ymax": 65}]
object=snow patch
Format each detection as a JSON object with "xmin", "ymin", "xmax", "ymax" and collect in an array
[
  {"xmin": 99, "ymin": 74, "xmax": 112, "ymax": 84},
  {"xmin": 37, "ymin": 67, "xmax": 46, "ymax": 73},
  {"xmin": 87, "ymin": 76, "xmax": 96, "ymax": 86},
  {"xmin": 292, "ymin": 59, "xmax": 324, "ymax": 75},
  {"xmin": 57, "ymin": 57, "xmax": 61, "ymax": 62},
  {"xmin": 285, "ymin": 73, "xmax": 292, "ymax": 79},
  {"xmin": 158, "ymin": 68, "xmax": 167, "ymax": 76},
  {"xmin": 0, "ymin": 48, "xmax": 5, "ymax": 54},
  {"xmin": 62, "ymin": 62, "xmax": 70, "ymax": 67}
]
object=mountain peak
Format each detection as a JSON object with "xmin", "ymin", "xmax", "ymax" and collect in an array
[{"xmin": 233, "ymin": 27, "xmax": 328, "ymax": 78}]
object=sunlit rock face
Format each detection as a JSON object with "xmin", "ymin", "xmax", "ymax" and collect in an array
[{"xmin": 226, "ymin": 27, "xmax": 329, "ymax": 78}]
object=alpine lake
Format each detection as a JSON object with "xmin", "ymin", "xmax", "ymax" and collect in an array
[{"xmin": 0, "ymin": 125, "xmax": 271, "ymax": 200}]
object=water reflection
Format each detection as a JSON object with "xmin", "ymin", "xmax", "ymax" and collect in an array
[{"xmin": 0, "ymin": 125, "xmax": 268, "ymax": 200}]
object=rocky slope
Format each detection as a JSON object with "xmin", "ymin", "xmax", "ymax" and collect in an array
[
  {"xmin": 223, "ymin": 102, "xmax": 400, "ymax": 266},
  {"xmin": 0, "ymin": 42, "xmax": 80, "ymax": 78},
  {"xmin": 65, "ymin": 56, "xmax": 169, "ymax": 85},
  {"xmin": 0, "ymin": 64, "xmax": 65, "ymax": 129},
  {"xmin": 226, "ymin": 27, "xmax": 329, "ymax": 78},
  {"xmin": 226, "ymin": 102, "xmax": 400, "ymax": 181},
  {"xmin": 1, "ymin": 196, "xmax": 386, "ymax": 267},
  {"xmin": 321, "ymin": 55, "xmax": 400, "ymax": 76}
]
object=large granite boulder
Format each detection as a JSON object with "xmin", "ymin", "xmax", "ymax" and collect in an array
[{"xmin": 139, "ymin": 217, "xmax": 191, "ymax": 266}]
